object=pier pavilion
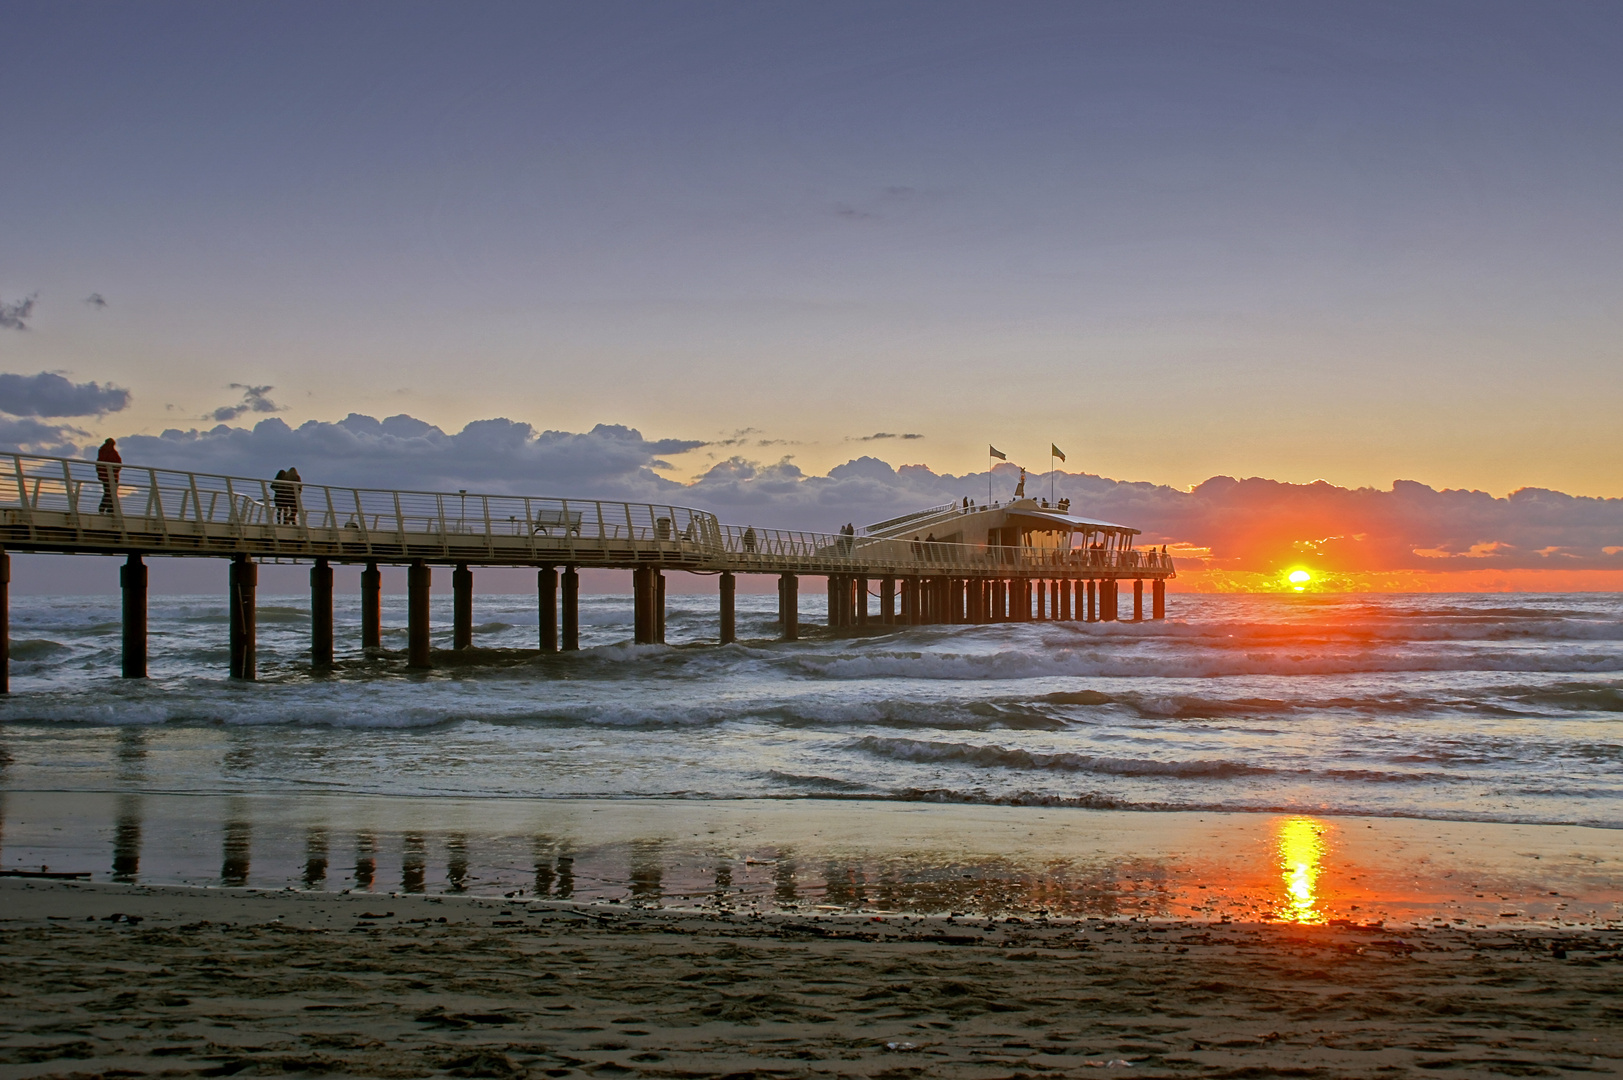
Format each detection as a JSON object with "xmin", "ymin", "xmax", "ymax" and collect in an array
[{"xmin": 0, "ymin": 453, "xmax": 1175, "ymax": 689}]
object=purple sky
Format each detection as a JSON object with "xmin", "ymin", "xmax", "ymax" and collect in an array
[{"xmin": 3, "ymin": 1, "xmax": 1621, "ymax": 516}]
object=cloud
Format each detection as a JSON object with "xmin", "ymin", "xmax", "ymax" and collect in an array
[
  {"xmin": 0, "ymin": 417, "xmax": 87, "ymax": 456},
  {"xmin": 84, "ymin": 294, "xmax": 107, "ymax": 308},
  {"xmin": 75, "ymin": 410, "xmax": 1623, "ymax": 572},
  {"xmin": 208, "ymin": 384, "xmax": 283, "ymax": 422},
  {"xmin": 855, "ymin": 432, "xmax": 924, "ymax": 441},
  {"xmin": 106, "ymin": 414, "xmax": 706, "ymax": 498},
  {"xmin": 0, "ymin": 294, "xmax": 38, "ymax": 331},
  {"xmin": 0, "ymin": 372, "xmax": 131, "ymax": 417}
]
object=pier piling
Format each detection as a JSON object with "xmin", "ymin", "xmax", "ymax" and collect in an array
[
  {"xmin": 1086, "ymin": 579, "xmax": 1097, "ymax": 622},
  {"xmin": 562, "ymin": 567, "xmax": 579, "ymax": 650},
  {"xmin": 453, "ymin": 564, "xmax": 473, "ymax": 650},
  {"xmin": 656, "ymin": 571, "xmax": 666, "ymax": 644},
  {"xmin": 1153, "ymin": 578, "xmax": 1166, "ymax": 620},
  {"xmin": 228, "ymin": 554, "xmax": 256, "ymax": 680},
  {"xmin": 539, "ymin": 566, "xmax": 558, "ymax": 652},
  {"xmin": 407, "ymin": 560, "xmax": 431, "ymax": 668},
  {"xmin": 856, "ymin": 575, "xmax": 869, "ymax": 626},
  {"xmin": 122, "ymin": 553, "xmax": 147, "ymax": 679},
  {"xmin": 1102, "ymin": 579, "xmax": 1118, "ymax": 622},
  {"xmin": 1134, "ymin": 578, "xmax": 1144, "ymax": 622},
  {"xmin": 881, "ymin": 576, "xmax": 895, "ymax": 624},
  {"xmin": 311, "ymin": 557, "xmax": 333, "ymax": 670},
  {"xmin": 0, "ymin": 549, "xmax": 8, "ymax": 693},
  {"xmin": 778, "ymin": 573, "xmax": 799, "ymax": 640},
  {"xmin": 360, "ymin": 561, "xmax": 381, "ymax": 650},
  {"xmin": 719, "ymin": 572, "xmax": 736, "ymax": 644}
]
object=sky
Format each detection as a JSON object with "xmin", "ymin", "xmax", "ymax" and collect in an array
[{"xmin": 2, "ymin": 1, "xmax": 1621, "ymax": 591}]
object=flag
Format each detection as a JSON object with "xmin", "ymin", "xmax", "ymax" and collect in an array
[
  {"xmin": 989, "ymin": 445, "xmax": 1006, "ymax": 460},
  {"xmin": 1051, "ymin": 444, "xmax": 1066, "ymax": 462}
]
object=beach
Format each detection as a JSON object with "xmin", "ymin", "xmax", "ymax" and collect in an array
[
  {"xmin": 3, "ymin": 591, "xmax": 1622, "ymax": 1075},
  {"xmin": 2, "ymin": 877, "xmax": 1620, "ymax": 1079}
]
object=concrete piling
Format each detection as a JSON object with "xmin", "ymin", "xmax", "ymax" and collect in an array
[
  {"xmin": 1153, "ymin": 578, "xmax": 1166, "ymax": 620},
  {"xmin": 562, "ymin": 567, "xmax": 579, "ymax": 650},
  {"xmin": 656, "ymin": 571, "xmax": 666, "ymax": 644},
  {"xmin": 122, "ymin": 553, "xmax": 147, "ymax": 679},
  {"xmin": 453, "ymin": 563, "xmax": 473, "ymax": 649},
  {"xmin": 228, "ymin": 554, "xmax": 256, "ymax": 680},
  {"xmin": 360, "ymin": 561, "xmax": 381, "ymax": 650},
  {"xmin": 720, "ymin": 572, "xmax": 736, "ymax": 644},
  {"xmin": 778, "ymin": 573, "xmax": 799, "ymax": 640},
  {"xmin": 1133, "ymin": 578, "xmax": 1144, "ymax": 622},
  {"xmin": 0, "ymin": 550, "xmax": 8, "ymax": 693},
  {"xmin": 407, "ymin": 560, "xmax": 431, "ymax": 668},
  {"xmin": 856, "ymin": 576, "xmax": 869, "ymax": 626},
  {"xmin": 311, "ymin": 557, "xmax": 333, "ymax": 669},
  {"xmin": 539, "ymin": 566, "xmax": 558, "ymax": 652},
  {"xmin": 881, "ymin": 577, "xmax": 895, "ymax": 624}
]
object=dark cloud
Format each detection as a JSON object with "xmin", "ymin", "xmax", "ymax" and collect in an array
[
  {"xmin": 208, "ymin": 384, "xmax": 282, "ymax": 422},
  {"xmin": 0, "ymin": 372, "xmax": 131, "ymax": 417},
  {"xmin": 84, "ymin": 294, "xmax": 107, "ymax": 308},
  {"xmin": 855, "ymin": 432, "xmax": 924, "ymax": 441},
  {"xmin": 0, "ymin": 294, "xmax": 38, "ymax": 331},
  {"xmin": 0, "ymin": 417, "xmax": 87, "ymax": 456}
]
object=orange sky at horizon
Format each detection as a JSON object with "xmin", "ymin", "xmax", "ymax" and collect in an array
[{"xmin": 1167, "ymin": 567, "xmax": 1623, "ymax": 595}]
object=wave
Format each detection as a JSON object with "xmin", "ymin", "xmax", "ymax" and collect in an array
[{"xmin": 849, "ymin": 735, "xmax": 1275, "ymax": 778}]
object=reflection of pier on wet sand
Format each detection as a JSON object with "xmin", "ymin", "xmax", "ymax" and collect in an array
[{"xmin": 5, "ymin": 791, "xmax": 1619, "ymax": 929}]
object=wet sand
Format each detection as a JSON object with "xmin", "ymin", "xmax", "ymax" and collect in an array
[
  {"xmin": 2, "ymin": 878, "xmax": 1621, "ymax": 1079},
  {"xmin": 6, "ymin": 794, "xmax": 1623, "ymax": 928}
]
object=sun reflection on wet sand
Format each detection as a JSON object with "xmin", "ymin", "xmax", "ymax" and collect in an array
[{"xmin": 1276, "ymin": 817, "xmax": 1328, "ymax": 923}]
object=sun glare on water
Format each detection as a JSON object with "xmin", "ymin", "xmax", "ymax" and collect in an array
[{"xmin": 1277, "ymin": 817, "xmax": 1327, "ymax": 924}]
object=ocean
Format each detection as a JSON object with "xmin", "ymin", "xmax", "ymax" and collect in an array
[{"xmin": 1, "ymin": 589, "xmax": 1620, "ymax": 922}]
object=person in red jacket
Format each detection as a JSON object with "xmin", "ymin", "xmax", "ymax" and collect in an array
[{"xmin": 96, "ymin": 438, "xmax": 122, "ymax": 514}]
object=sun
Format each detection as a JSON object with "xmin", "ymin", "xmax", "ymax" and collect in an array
[{"xmin": 1287, "ymin": 569, "xmax": 1311, "ymax": 592}]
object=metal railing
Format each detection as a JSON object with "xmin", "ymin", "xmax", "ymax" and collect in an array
[{"xmin": 0, "ymin": 452, "xmax": 1173, "ymax": 577}]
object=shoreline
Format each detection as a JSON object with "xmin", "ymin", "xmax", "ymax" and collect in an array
[{"xmin": 2, "ymin": 878, "xmax": 1620, "ymax": 1078}]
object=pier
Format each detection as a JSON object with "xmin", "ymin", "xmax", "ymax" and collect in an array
[{"xmin": 0, "ymin": 453, "xmax": 1174, "ymax": 686}]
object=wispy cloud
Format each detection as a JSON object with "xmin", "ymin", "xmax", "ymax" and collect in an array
[
  {"xmin": 207, "ymin": 384, "xmax": 283, "ymax": 422},
  {"xmin": 853, "ymin": 432, "xmax": 924, "ymax": 441},
  {"xmin": 0, "ymin": 294, "xmax": 38, "ymax": 331},
  {"xmin": 0, "ymin": 372, "xmax": 131, "ymax": 417},
  {"xmin": 84, "ymin": 293, "xmax": 108, "ymax": 309}
]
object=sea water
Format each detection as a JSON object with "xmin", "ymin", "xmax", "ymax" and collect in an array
[
  {"xmin": 1, "ymin": 590, "xmax": 1620, "ymax": 921},
  {"xmin": 0, "ymin": 591, "xmax": 1618, "ymax": 826}
]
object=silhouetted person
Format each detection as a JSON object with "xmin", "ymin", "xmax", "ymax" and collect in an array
[
  {"xmin": 271, "ymin": 467, "xmax": 302, "ymax": 524},
  {"xmin": 96, "ymin": 438, "xmax": 121, "ymax": 514}
]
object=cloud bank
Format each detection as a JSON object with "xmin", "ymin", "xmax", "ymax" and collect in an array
[
  {"xmin": 41, "ymin": 411, "xmax": 1619, "ymax": 575},
  {"xmin": 0, "ymin": 372, "xmax": 131, "ymax": 418}
]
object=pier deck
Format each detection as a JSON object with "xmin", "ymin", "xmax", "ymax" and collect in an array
[{"xmin": 0, "ymin": 453, "xmax": 1175, "ymax": 686}]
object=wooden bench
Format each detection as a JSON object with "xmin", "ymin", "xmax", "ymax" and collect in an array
[{"xmin": 532, "ymin": 509, "xmax": 584, "ymax": 536}]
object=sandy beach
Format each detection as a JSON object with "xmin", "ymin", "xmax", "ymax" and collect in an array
[{"xmin": 2, "ymin": 878, "xmax": 1620, "ymax": 1079}]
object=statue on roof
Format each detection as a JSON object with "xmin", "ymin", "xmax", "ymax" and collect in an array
[{"xmin": 1013, "ymin": 468, "xmax": 1026, "ymax": 498}]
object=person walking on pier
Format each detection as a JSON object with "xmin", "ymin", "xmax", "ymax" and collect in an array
[
  {"xmin": 271, "ymin": 467, "xmax": 303, "ymax": 524},
  {"xmin": 95, "ymin": 438, "xmax": 121, "ymax": 514}
]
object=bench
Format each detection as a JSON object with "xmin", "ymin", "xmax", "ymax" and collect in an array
[{"xmin": 532, "ymin": 509, "xmax": 584, "ymax": 536}]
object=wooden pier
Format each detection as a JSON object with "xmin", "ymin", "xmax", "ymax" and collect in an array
[{"xmin": 0, "ymin": 453, "xmax": 1175, "ymax": 686}]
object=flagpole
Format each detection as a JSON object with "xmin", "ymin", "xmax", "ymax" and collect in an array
[
  {"xmin": 988, "ymin": 450, "xmax": 992, "ymax": 506},
  {"xmin": 1050, "ymin": 447, "xmax": 1055, "ymax": 505}
]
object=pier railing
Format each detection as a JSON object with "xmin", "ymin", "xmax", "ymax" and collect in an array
[{"xmin": 0, "ymin": 453, "xmax": 1172, "ymax": 577}]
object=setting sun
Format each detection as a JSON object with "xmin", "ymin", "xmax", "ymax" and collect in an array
[{"xmin": 1287, "ymin": 569, "xmax": 1312, "ymax": 592}]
